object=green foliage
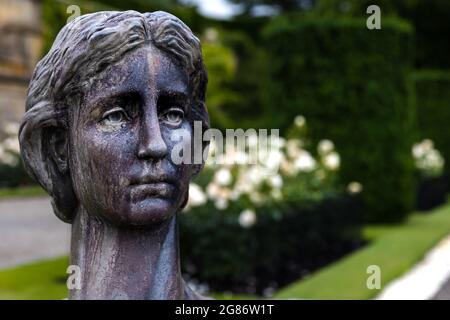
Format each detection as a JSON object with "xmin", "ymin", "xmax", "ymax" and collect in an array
[
  {"xmin": 201, "ymin": 35, "xmax": 240, "ymax": 130},
  {"xmin": 180, "ymin": 192, "xmax": 362, "ymax": 295},
  {"xmin": 41, "ymin": 0, "xmax": 68, "ymax": 55},
  {"xmin": 231, "ymin": 0, "xmax": 450, "ymax": 70},
  {"xmin": 0, "ymin": 163, "xmax": 34, "ymax": 188},
  {"xmin": 228, "ymin": 0, "xmax": 300, "ymax": 14},
  {"xmin": 263, "ymin": 16, "xmax": 416, "ymax": 222},
  {"xmin": 413, "ymin": 70, "xmax": 450, "ymax": 176},
  {"xmin": 88, "ymin": 0, "xmax": 210, "ymax": 33},
  {"xmin": 310, "ymin": 0, "xmax": 450, "ymax": 69},
  {"xmin": 396, "ymin": 0, "xmax": 450, "ymax": 69},
  {"xmin": 218, "ymin": 30, "xmax": 273, "ymax": 130},
  {"xmin": 179, "ymin": 120, "xmax": 361, "ymax": 295},
  {"xmin": 355, "ymin": 0, "xmax": 450, "ymax": 70},
  {"xmin": 41, "ymin": 0, "xmax": 208, "ymax": 55},
  {"xmin": 0, "ymin": 124, "xmax": 35, "ymax": 188}
]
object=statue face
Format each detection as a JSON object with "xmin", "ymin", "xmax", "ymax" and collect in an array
[{"xmin": 68, "ymin": 44, "xmax": 193, "ymax": 226}]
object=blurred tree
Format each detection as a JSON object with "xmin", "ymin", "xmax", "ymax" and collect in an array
[
  {"xmin": 230, "ymin": 0, "xmax": 450, "ymax": 69},
  {"xmin": 393, "ymin": 0, "xmax": 450, "ymax": 69},
  {"xmin": 91, "ymin": 0, "xmax": 182, "ymax": 12},
  {"xmin": 201, "ymin": 30, "xmax": 240, "ymax": 130},
  {"xmin": 229, "ymin": 0, "xmax": 315, "ymax": 15},
  {"xmin": 41, "ymin": 0, "xmax": 206, "ymax": 53},
  {"xmin": 220, "ymin": 30, "xmax": 273, "ymax": 130},
  {"xmin": 309, "ymin": 0, "xmax": 450, "ymax": 69}
]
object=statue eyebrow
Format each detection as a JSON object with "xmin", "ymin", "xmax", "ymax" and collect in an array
[
  {"xmin": 88, "ymin": 89, "xmax": 138, "ymax": 109},
  {"xmin": 158, "ymin": 89, "xmax": 188, "ymax": 100},
  {"xmin": 157, "ymin": 90, "xmax": 189, "ymax": 113}
]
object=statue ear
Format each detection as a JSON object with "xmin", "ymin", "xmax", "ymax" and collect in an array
[
  {"xmin": 19, "ymin": 102, "xmax": 77, "ymax": 223},
  {"xmin": 47, "ymin": 127, "xmax": 69, "ymax": 174},
  {"xmin": 42, "ymin": 127, "xmax": 78, "ymax": 223}
]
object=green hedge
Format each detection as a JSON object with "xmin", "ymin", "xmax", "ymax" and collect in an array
[
  {"xmin": 180, "ymin": 193, "xmax": 362, "ymax": 295},
  {"xmin": 413, "ymin": 70, "xmax": 450, "ymax": 175},
  {"xmin": 263, "ymin": 17, "xmax": 416, "ymax": 222}
]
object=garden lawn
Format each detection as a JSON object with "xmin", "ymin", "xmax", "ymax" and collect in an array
[
  {"xmin": 275, "ymin": 201, "xmax": 450, "ymax": 299},
  {"xmin": 0, "ymin": 186, "xmax": 46, "ymax": 199},
  {"xmin": 0, "ymin": 257, "xmax": 69, "ymax": 300}
]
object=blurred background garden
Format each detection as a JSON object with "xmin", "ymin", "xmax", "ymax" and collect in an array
[{"xmin": 1, "ymin": 0, "xmax": 450, "ymax": 300}]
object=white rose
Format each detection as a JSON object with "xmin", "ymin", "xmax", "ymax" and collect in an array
[
  {"xmin": 239, "ymin": 209, "xmax": 256, "ymax": 228},
  {"xmin": 214, "ymin": 198, "xmax": 228, "ymax": 210},
  {"xmin": 347, "ymin": 181, "xmax": 363, "ymax": 194},
  {"xmin": 286, "ymin": 139, "xmax": 302, "ymax": 159},
  {"xmin": 412, "ymin": 143, "xmax": 425, "ymax": 159},
  {"xmin": 294, "ymin": 115, "xmax": 306, "ymax": 128},
  {"xmin": 294, "ymin": 151, "xmax": 316, "ymax": 172},
  {"xmin": 323, "ymin": 152, "xmax": 340, "ymax": 170},
  {"xmin": 269, "ymin": 174, "xmax": 283, "ymax": 189},
  {"xmin": 317, "ymin": 139, "xmax": 334, "ymax": 155},
  {"xmin": 214, "ymin": 168, "xmax": 232, "ymax": 186},
  {"xmin": 188, "ymin": 183, "xmax": 207, "ymax": 207}
]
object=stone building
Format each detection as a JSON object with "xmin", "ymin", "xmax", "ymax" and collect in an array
[{"xmin": 0, "ymin": 0, "xmax": 43, "ymax": 130}]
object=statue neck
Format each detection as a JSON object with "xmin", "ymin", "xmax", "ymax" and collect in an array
[{"xmin": 69, "ymin": 207, "xmax": 186, "ymax": 300}]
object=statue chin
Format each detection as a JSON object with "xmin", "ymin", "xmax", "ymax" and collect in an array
[
  {"xmin": 116, "ymin": 198, "xmax": 180, "ymax": 227},
  {"xmin": 74, "ymin": 196, "xmax": 180, "ymax": 227},
  {"xmin": 74, "ymin": 178, "xmax": 186, "ymax": 227}
]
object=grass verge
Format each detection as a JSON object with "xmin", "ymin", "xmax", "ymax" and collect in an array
[
  {"xmin": 0, "ymin": 257, "xmax": 69, "ymax": 300},
  {"xmin": 0, "ymin": 186, "xmax": 46, "ymax": 199},
  {"xmin": 275, "ymin": 203, "xmax": 450, "ymax": 299}
]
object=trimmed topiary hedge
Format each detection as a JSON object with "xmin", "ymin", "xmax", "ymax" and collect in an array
[
  {"xmin": 413, "ymin": 70, "xmax": 450, "ymax": 175},
  {"xmin": 263, "ymin": 16, "xmax": 416, "ymax": 222}
]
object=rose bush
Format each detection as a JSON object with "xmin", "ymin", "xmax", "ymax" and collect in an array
[
  {"xmin": 412, "ymin": 139, "xmax": 448, "ymax": 211},
  {"xmin": 180, "ymin": 116, "xmax": 363, "ymax": 295}
]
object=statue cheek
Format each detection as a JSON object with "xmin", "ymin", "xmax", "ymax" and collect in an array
[{"xmin": 71, "ymin": 130, "xmax": 135, "ymax": 196}]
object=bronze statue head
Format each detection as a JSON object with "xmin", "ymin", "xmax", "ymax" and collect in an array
[{"xmin": 19, "ymin": 11, "xmax": 209, "ymax": 227}]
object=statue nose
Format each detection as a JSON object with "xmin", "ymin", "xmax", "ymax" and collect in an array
[{"xmin": 137, "ymin": 112, "xmax": 168, "ymax": 160}]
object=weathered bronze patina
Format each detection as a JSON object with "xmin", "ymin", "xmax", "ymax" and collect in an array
[{"xmin": 19, "ymin": 11, "xmax": 209, "ymax": 300}]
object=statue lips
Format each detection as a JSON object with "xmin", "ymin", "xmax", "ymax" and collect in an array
[{"xmin": 128, "ymin": 175, "xmax": 177, "ymax": 202}]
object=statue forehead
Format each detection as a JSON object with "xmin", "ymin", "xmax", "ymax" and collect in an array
[{"xmin": 83, "ymin": 44, "xmax": 189, "ymax": 101}]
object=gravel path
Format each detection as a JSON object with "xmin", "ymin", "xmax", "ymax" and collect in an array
[{"xmin": 0, "ymin": 197, "xmax": 70, "ymax": 269}]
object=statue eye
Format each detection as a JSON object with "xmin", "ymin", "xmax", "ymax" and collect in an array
[
  {"xmin": 161, "ymin": 107, "xmax": 184, "ymax": 126},
  {"xmin": 101, "ymin": 107, "xmax": 128, "ymax": 125}
]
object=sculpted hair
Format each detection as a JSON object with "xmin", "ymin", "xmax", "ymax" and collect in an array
[{"xmin": 19, "ymin": 11, "xmax": 209, "ymax": 222}]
